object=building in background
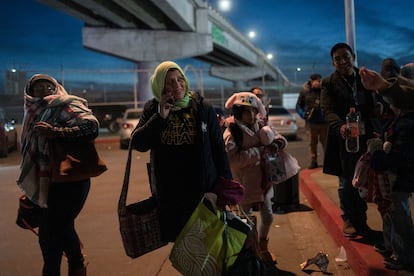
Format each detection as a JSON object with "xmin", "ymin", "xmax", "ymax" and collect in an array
[{"xmin": 5, "ymin": 70, "xmax": 27, "ymax": 95}]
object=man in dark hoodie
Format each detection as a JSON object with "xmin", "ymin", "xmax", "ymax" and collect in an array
[{"xmin": 296, "ymin": 73, "xmax": 328, "ymax": 169}]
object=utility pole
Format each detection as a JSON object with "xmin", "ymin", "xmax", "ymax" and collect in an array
[{"xmin": 344, "ymin": 0, "xmax": 357, "ymax": 66}]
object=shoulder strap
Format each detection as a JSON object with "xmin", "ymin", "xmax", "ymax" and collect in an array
[
  {"xmin": 118, "ymin": 143, "xmax": 133, "ymax": 216},
  {"xmin": 118, "ymin": 142, "xmax": 156, "ymax": 216}
]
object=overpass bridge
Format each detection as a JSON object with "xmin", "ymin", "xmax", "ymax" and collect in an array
[{"xmin": 39, "ymin": 0, "xmax": 293, "ymax": 101}]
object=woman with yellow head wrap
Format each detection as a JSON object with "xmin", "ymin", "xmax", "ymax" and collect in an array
[{"xmin": 131, "ymin": 61, "xmax": 233, "ymax": 244}]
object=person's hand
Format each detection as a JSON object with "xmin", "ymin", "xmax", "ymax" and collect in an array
[
  {"xmin": 158, "ymin": 93, "xmax": 175, "ymax": 119},
  {"xmin": 383, "ymin": 141, "xmax": 392, "ymax": 154},
  {"xmin": 213, "ymin": 177, "xmax": 244, "ymax": 208},
  {"xmin": 259, "ymin": 125, "xmax": 275, "ymax": 146},
  {"xmin": 339, "ymin": 124, "xmax": 350, "ymax": 139},
  {"xmin": 367, "ymin": 138, "xmax": 383, "ymax": 154},
  {"xmin": 34, "ymin": 121, "xmax": 55, "ymax": 138},
  {"xmin": 359, "ymin": 67, "xmax": 388, "ymax": 91}
]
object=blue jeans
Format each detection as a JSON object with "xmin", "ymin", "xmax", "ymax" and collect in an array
[
  {"xmin": 338, "ymin": 176, "xmax": 368, "ymax": 229},
  {"xmin": 39, "ymin": 179, "xmax": 90, "ymax": 276},
  {"xmin": 381, "ymin": 212, "xmax": 393, "ymax": 252},
  {"xmin": 389, "ymin": 192, "xmax": 414, "ymax": 267}
]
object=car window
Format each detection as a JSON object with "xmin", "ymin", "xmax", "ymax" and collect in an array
[{"xmin": 268, "ymin": 107, "xmax": 290, "ymax": 115}]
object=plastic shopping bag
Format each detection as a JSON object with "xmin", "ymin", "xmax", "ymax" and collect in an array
[{"xmin": 170, "ymin": 194, "xmax": 249, "ymax": 275}]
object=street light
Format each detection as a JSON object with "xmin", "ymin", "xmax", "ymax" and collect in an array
[
  {"xmin": 262, "ymin": 53, "xmax": 273, "ymax": 90},
  {"xmin": 218, "ymin": 0, "xmax": 231, "ymax": 12},
  {"xmin": 294, "ymin": 67, "xmax": 301, "ymax": 83},
  {"xmin": 248, "ymin": 31, "xmax": 256, "ymax": 39}
]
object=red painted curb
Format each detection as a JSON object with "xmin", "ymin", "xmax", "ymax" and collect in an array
[{"xmin": 299, "ymin": 169, "xmax": 398, "ymax": 275}]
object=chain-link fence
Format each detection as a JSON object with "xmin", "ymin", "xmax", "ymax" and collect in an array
[{"xmin": 1, "ymin": 66, "xmax": 293, "ymax": 126}]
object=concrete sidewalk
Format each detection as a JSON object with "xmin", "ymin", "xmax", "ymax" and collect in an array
[{"xmin": 299, "ymin": 168, "xmax": 414, "ymax": 275}]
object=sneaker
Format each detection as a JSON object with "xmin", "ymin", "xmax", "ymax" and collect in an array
[
  {"xmin": 308, "ymin": 160, "xmax": 318, "ymax": 169},
  {"xmin": 384, "ymin": 255, "xmax": 404, "ymax": 270},
  {"xmin": 373, "ymin": 243, "xmax": 392, "ymax": 257},
  {"xmin": 343, "ymin": 221, "xmax": 357, "ymax": 237}
]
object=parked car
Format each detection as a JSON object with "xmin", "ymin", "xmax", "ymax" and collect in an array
[
  {"xmin": 0, "ymin": 108, "xmax": 18, "ymax": 157},
  {"xmin": 119, "ymin": 108, "xmax": 143, "ymax": 149},
  {"xmin": 267, "ymin": 105, "xmax": 298, "ymax": 140},
  {"xmin": 90, "ymin": 104, "xmax": 127, "ymax": 133}
]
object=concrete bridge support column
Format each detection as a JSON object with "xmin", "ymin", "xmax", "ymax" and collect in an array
[
  {"xmin": 233, "ymin": 80, "xmax": 245, "ymax": 92},
  {"xmin": 137, "ymin": 61, "xmax": 158, "ymax": 106}
]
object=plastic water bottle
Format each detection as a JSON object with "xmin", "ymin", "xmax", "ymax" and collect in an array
[{"xmin": 345, "ymin": 107, "xmax": 360, "ymax": 153}]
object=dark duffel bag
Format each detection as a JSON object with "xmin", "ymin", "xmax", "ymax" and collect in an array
[{"xmin": 273, "ymin": 173, "xmax": 300, "ymax": 212}]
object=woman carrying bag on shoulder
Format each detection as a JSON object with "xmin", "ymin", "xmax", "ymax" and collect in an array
[
  {"xmin": 17, "ymin": 74, "xmax": 101, "ymax": 276},
  {"xmin": 130, "ymin": 61, "xmax": 235, "ymax": 245}
]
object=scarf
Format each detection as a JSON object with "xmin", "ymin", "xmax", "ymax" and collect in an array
[
  {"xmin": 234, "ymin": 118, "xmax": 261, "ymax": 137},
  {"xmin": 17, "ymin": 74, "xmax": 97, "ymax": 207},
  {"xmin": 150, "ymin": 61, "xmax": 191, "ymax": 111}
]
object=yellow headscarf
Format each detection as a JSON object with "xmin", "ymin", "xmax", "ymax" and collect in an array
[{"xmin": 150, "ymin": 61, "xmax": 191, "ymax": 110}]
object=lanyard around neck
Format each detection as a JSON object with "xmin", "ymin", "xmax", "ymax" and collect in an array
[{"xmin": 342, "ymin": 71, "xmax": 358, "ymax": 106}]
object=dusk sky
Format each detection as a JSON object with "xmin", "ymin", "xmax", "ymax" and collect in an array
[{"xmin": 2, "ymin": 0, "xmax": 414, "ymax": 85}]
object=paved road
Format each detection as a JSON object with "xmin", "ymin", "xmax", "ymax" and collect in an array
[{"xmin": 0, "ymin": 120, "xmax": 356, "ymax": 275}]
